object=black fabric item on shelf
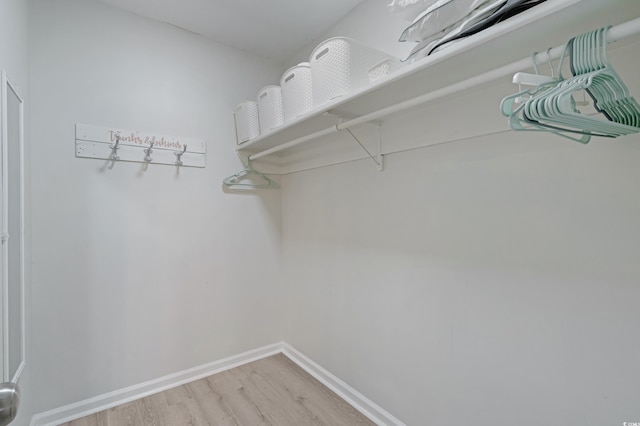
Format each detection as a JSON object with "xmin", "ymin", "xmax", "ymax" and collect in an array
[{"xmin": 427, "ymin": 0, "xmax": 547, "ymax": 55}]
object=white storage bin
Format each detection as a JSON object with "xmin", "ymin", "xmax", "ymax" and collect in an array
[
  {"xmin": 233, "ymin": 101, "xmax": 260, "ymax": 144},
  {"xmin": 281, "ymin": 62, "xmax": 313, "ymax": 122},
  {"xmin": 368, "ymin": 58, "xmax": 401, "ymax": 83},
  {"xmin": 257, "ymin": 85, "xmax": 284, "ymax": 132},
  {"xmin": 310, "ymin": 37, "xmax": 394, "ymax": 107}
]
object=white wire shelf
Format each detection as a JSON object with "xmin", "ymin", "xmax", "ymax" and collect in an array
[{"xmin": 236, "ymin": 0, "xmax": 640, "ymax": 159}]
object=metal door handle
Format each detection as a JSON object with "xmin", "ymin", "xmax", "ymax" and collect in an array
[{"xmin": 0, "ymin": 383, "xmax": 19, "ymax": 426}]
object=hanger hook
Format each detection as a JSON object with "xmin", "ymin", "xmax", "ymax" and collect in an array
[
  {"xmin": 110, "ymin": 134, "xmax": 121, "ymax": 150},
  {"xmin": 531, "ymin": 51, "xmax": 540, "ymax": 75},
  {"xmin": 235, "ymin": 150, "xmax": 253, "ymax": 170},
  {"xmin": 174, "ymin": 144, "xmax": 187, "ymax": 166},
  {"xmin": 144, "ymin": 141, "xmax": 154, "ymax": 162},
  {"xmin": 109, "ymin": 134, "xmax": 120, "ymax": 161},
  {"xmin": 556, "ymin": 40, "xmax": 571, "ymax": 80}
]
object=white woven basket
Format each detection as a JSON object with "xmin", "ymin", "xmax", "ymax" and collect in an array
[
  {"xmin": 257, "ymin": 85, "xmax": 284, "ymax": 132},
  {"xmin": 368, "ymin": 58, "xmax": 401, "ymax": 83},
  {"xmin": 233, "ymin": 101, "xmax": 260, "ymax": 144},
  {"xmin": 310, "ymin": 37, "xmax": 394, "ymax": 107},
  {"xmin": 281, "ymin": 62, "xmax": 313, "ymax": 122}
]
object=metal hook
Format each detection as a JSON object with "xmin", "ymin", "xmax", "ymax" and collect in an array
[
  {"xmin": 109, "ymin": 135, "xmax": 120, "ymax": 161},
  {"xmin": 174, "ymin": 144, "xmax": 187, "ymax": 166},
  {"xmin": 144, "ymin": 141, "xmax": 154, "ymax": 162}
]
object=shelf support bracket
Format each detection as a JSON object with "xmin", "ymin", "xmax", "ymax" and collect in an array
[{"xmin": 344, "ymin": 124, "xmax": 384, "ymax": 172}]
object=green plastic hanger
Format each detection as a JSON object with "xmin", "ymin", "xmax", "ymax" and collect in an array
[
  {"xmin": 571, "ymin": 26, "xmax": 640, "ymax": 128},
  {"xmin": 501, "ymin": 42, "xmax": 594, "ymax": 143},
  {"xmin": 502, "ymin": 26, "xmax": 640, "ymax": 142},
  {"xmin": 223, "ymin": 158, "xmax": 274, "ymax": 188}
]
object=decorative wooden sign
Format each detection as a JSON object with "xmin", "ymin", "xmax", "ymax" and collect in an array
[{"xmin": 75, "ymin": 124, "xmax": 206, "ymax": 168}]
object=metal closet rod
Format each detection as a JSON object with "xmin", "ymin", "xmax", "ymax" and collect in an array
[{"xmin": 250, "ymin": 17, "xmax": 640, "ymax": 162}]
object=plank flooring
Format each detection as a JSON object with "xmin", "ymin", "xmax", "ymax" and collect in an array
[{"xmin": 60, "ymin": 353, "xmax": 375, "ymax": 426}]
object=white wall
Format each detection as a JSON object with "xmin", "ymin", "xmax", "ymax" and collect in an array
[
  {"xmin": 0, "ymin": 0, "xmax": 31, "ymax": 424},
  {"xmin": 0, "ymin": 0, "xmax": 30, "ymax": 86},
  {"xmin": 30, "ymin": 0, "xmax": 284, "ymax": 415},
  {"xmin": 282, "ymin": 1, "xmax": 640, "ymax": 425}
]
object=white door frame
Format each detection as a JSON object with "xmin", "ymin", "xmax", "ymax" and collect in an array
[{"xmin": 1, "ymin": 70, "xmax": 26, "ymax": 384}]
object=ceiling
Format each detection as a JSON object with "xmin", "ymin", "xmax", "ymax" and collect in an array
[{"xmin": 96, "ymin": 0, "xmax": 365, "ymax": 63}]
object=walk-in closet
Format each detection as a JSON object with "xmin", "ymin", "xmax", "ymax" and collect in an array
[{"xmin": 1, "ymin": 0, "xmax": 639, "ymax": 424}]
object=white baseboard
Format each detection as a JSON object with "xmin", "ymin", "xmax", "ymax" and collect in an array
[
  {"xmin": 30, "ymin": 343, "xmax": 282, "ymax": 426},
  {"xmin": 31, "ymin": 341, "xmax": 404, "ymax": 426},
  {"xmin": 281, "ymin": 343, "xmax": 406, "ymax": 426}
]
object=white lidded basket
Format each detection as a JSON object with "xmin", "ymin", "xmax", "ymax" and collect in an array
[
  {"xmin": 233, "ymin": 101, "xmax": 260, "ymax": 144},
  {"xmin": 281, "ymin": 62, "xmax": 313, "ymax": 122},
  {"xmin": 310, "ymin": 37, "xmax": 394, "ymax": 107},
  {"xmin": 257, "ymin": 85, "xmax": 284, "ymax": 132}
]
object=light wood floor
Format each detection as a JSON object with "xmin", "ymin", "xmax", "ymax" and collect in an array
[{"xmin": 60, "ymin": 353, "xmax": 375, "ymax": 426}]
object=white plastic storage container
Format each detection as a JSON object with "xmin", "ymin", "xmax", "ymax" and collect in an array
[
  {"xmin": 281, "ymin": 62, "xmax": 313, "ymax": 122},
  {"xmin": 310, "ymin": 37, "xmax": 394, "ymax": 107},
  {"xmin": 368, "ymin": 58, "xmax": 401, "ymax": 83},
  {"xmin": 257, "ymin": 85, "xmax": 284, "ymax": 132},
  {"xmin": 233, "ymin": 101, "xmax": 260, "ymax": 144}
]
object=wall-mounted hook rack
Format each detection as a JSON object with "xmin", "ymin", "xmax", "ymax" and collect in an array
[{"xmin": 75, "ymin": 124, "xmax": 206, "ymax": 168}]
